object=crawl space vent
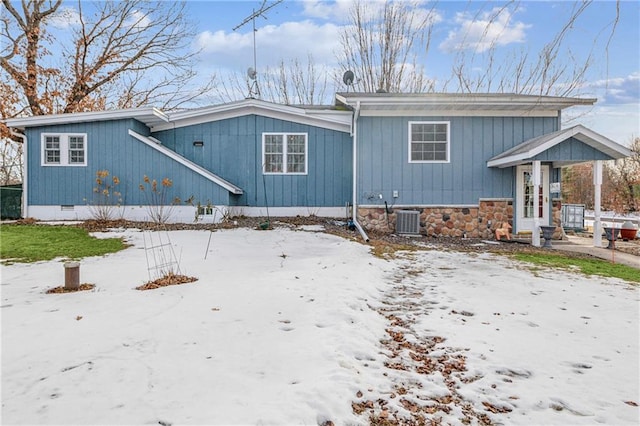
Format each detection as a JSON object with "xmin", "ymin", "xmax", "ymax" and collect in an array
[{"xmin": 396, "ymin": 210, "xmax": 420, "ymax": 235}]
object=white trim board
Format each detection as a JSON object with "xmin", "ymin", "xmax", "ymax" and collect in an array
[
  {"xmin": 26, "ymin": 205, "xmax": 224, "ymax": 224},
  {"xmin": 154, "ymin": 99, "xmax": 352, "ymax": 133},
  {"xmin": 27, "ymin": 205, "xmax": 347, "ymax": 223}
]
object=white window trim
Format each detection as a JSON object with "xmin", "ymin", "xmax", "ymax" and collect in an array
[
  {"xmin": 41, "ymin": 133, "xmax": 87, "ymax": 167},
  {"xmin": 408, "ymin": 121, "xmax": 450, "ymax": 164},
  {"xmin": 262, "ymin": 132, "xmax": 308, "ymax": 175}
]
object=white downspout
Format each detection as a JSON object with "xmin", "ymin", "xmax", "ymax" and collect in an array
[
  {"xmin": 10, "ymin": 130, "xmax": 27, "ymax": 219},
  {"xmin": 351, "ymin": 101, "xmax": 369, "ymax": 242}
]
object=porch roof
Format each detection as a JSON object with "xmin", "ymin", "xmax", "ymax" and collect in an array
[{"xmin": 487, "ymin": 125, "xmax": 632, "ymax": 168}]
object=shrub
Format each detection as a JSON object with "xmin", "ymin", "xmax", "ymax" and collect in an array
[{"xmin": 85, "ymin": 170, "xmax": 123, "ymax": 221}]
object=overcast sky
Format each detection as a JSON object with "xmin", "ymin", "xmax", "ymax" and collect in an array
[{"xmin": 46, "ymin": 0, "xmax": 640, "ymax": 144}]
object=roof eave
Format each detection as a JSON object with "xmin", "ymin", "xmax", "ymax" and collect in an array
[
  {"xmin": 336, "ymin": 93, "xmax": 596, "ymax": 110},
  {"xmin": 4, "ymin": 107, "xmax": 169, "ymax": 129},
  {"xmin": 156, "ymin": 98, "xmax": 351, "ymax": 132}
]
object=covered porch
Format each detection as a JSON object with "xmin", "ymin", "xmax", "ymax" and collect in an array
[{"xmin": 488, "ymin": 125, "xmax": 632, "ymax": 247}]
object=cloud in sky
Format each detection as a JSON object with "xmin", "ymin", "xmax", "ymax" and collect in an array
[
  {"xmin": 46, "ymin": 6, "xmax": 81, "ymax": 29},
  {"xmin": 301, "ymin": 0, "xmax": 353, "ymax": 21},
  {"xmin": 194, "ymin": 20, "xmax": 342, "ymax": 71},
  {"xmin": 439, "ymin": 7, "xmax": 530, "ymax": 53},
  {"xmin": 126, "ymin": 10, "xmax": 152, "ymax": 30},
  {"xmin": 587, "ymin": 73, "xmax": 640, "ymax": 105}
]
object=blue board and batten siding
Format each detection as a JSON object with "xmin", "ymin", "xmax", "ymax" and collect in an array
[
  {"xmin": 532, "ymin": 137, "xmax": 614, "ymax": 163},
  {"xmin": 357, "ymin": 116, "xmax": 559, "ymax": 206},
  {"xmin": 26, "ymin": 119, "xmax": 230, "ymax": 206},
  {"xmin": 152, "ymin": 115, "xmax": 353, "ymax": 208},
  {"xmin": 26, "ymin": 116, "xmax": 352, "ymax": 209}
]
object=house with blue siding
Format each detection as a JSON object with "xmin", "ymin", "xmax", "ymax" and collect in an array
[
  {"xmin": 5, "ymin": 93, "xmax": 631, "ymax": 246},
  {"xmin": 333, "ymin": 93, "xmax": 630, "ymax": 246},
  {"xmin": 6, "ymin": 99, "xmax": 353, "ymax": 223}
]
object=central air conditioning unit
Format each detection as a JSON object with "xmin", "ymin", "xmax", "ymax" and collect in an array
[{"xmin": 396, "ymin": 210, "xmax": 420, "ymax": 235}]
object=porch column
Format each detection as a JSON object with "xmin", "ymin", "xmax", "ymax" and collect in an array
[
  {"xmin": 593, "ymin": 160, "xmax": 603, "ymax": 247},
  {"xmin": 532, "ymin": 160, "xmax": 541, "ymax": 247}
]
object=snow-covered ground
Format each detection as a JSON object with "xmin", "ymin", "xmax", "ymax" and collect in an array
[{"xmin": 1, "ymin": 226, "xmax": 638, "ymax": 425}]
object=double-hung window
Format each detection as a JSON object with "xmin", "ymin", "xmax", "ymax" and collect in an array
[
  {"xmin": 41, "ymin": 133, "xmax": 87, "ymax": 166},
  {"xmin": 68, "ymin": 135, "xmax": 85, "ymax": 164},
  {"xmin": 44, "ymin": 135, "xmax": 61, "ymax": 164},
  {"xmin": 263, "ymin": 133, "xmax": 307, "ymax": 174},
  {"xmin": 409, "ymin": 121, "xmax": 450, "ymax": 163}
]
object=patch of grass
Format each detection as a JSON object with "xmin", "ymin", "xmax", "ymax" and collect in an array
[
  {"xmin": 0, "ymin": 224, "xmax": 126, "ymax": 263},
  {"xmin": 369, "ymin": 239, "xmax": 417, "ymax": 259},
  {"xmin": 513, "ymin": 252, "xmax": 639, "ymax": 283}
]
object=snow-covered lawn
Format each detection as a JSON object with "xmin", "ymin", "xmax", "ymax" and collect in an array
[{"xmin": 1, "ymin": 226, "xmax": 638, "ymax": 425}]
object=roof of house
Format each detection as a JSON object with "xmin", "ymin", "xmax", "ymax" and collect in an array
[
  {"xmin": 335, "ymin": 92, "xmax": 596, "ymax": 117},
  {"xmin": 4, "ymin": 99, "xmax": 352, "ymax": 134},
  {"xmin": 4, "ymin": 93, "xmax": 599, "ymax": 131},
  {"xmin": 4, "ymin": 107, "xmax": 169, "ymax": 130},
  {"xmin": 487, "ymin": 124, "xmax": 632, "ymax": 168},
  {"xmin": 156, "ymin": 98, "xmax": 351, "ymax": 132}
]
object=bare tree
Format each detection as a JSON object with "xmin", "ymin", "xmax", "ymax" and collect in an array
[
  {"xmin": 444, "ymin": 1, "xmax": 620, "ymax": 97},
  {"xmin": 335, "ymin": 0, "xmax": 619, "ymax": 98},
  {"xmin": 1, "ymin": 0, "xmax": 215, "ymax": 118},
  {"xmin": 0, "ymin": 138, "xmax": 22, "ymax": 185},
  {"xmin": 214, "ymin": 55, "xmax": 333, "ymax": 105},
  {"xmin": 562, "ymin": 163, "xmax": 595, "ymax": 208},
  {"xmin": 0, "ymin": 70, "xmax": 23, "ymax": 182},
  {"xmin": 563, "ymin": 138, "xmax": 639, "ymax": 213},
  {"xmin": 338, "ymin": 0, "xmax": 437, "ymax": 93},
  {"xmin": 605, "ymin": 137, "xmax": 640, "ymax": 212},
  {"xmin": 1, "ymin": 0, "xmax": 218, "ymax": 184},
  {"xmin": 261, "ymin": 55, "xmax": 333, "ymax": 105}
]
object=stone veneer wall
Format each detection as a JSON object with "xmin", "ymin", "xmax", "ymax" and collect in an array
[
  {"xmin": 358, "ymin": 199, "xmax": 514, "ymax": 239},
  {"xmin": 478, "ymin": 199, "xmax": 514, "ymax": 239},
  {"xmin": 358, "ymin": 199, "xmax": 567, "ymax": 239}
]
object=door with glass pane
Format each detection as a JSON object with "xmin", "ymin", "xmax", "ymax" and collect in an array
[{"xmin": 516, "ymin": 165, "xmax": 549, "ymax": 232}]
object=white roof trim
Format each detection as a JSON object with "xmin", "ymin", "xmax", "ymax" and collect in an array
[
  {"xmin": 5, "ymin": 107, "xmax": 169, "ymax": 129},
  {"xmin": 487, "ymin": 125, "xmax": 632, "ymax": 168},
  {"xmin": 359, "ymin": 109, "xmax": 559, "ymax": 118},
  {"xmin": 336, "ymin": 92, "xmax": 596, "ymax": 111},
  {"xmin": 128, "ymin": 129, "xmax": 243, "ymax": 195},
  {"xmin": 153, "ymin": 98, "xmax": 351, "ymax": 133}
]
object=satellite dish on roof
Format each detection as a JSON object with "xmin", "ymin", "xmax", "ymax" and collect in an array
[
  {"xmin": 343, "ymin": 70, "xmax": 354, "ymax": 86},
  {"xmin": 247, "ymin": 67, "xmax": 257, "ymax": 80}
]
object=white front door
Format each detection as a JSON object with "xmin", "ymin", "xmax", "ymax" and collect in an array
[{"xmin": 516, "ymin": 165, "xmax": 550, "ymax": 233}]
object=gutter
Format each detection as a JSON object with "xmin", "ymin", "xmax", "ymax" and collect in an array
[
  {"xmin": 9, "ymin": 130, "xmax": 27, "ymax": 219},
  {"xmin": 351, "ymin": 101, "xmax": 369, "ymax": 242}
]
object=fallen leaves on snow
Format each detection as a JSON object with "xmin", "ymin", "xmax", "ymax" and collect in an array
[
  {"xmin": 135, "ymin": 273, "xmax": 198, "ymax": 290},
  {"xmin": 46, "ymin": 283, "xmax": 95, "ymax": 294}
]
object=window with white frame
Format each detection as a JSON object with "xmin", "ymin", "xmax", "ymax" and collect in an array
[
  {"xmin": 409, "ymin": 121, "xmax": 449, "ymax": 163},
  {"xmin": 44, "ymin": 135, "xmax": 61, "ymax": 164},
  {"xmin": 41, "ymin": 133, "xmax": 87, "ymax": 166},
  {"xmin": 263, "ymin": 133, "xmax": 307, "ymax": 174}
]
